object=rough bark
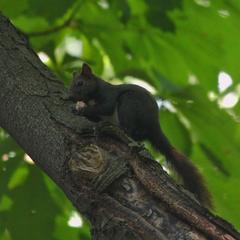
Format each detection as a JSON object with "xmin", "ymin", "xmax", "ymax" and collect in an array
[{"xmin": 0, "ymin": 14, "xmax": 239, "ymax": 240}]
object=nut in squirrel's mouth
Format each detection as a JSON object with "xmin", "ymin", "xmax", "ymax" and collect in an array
[
  {"xmin": 75, "ymin": 100, "xmax": 96, "ymax": 111},
  {"xmin": 76, "ymin": 101, "xmax": 87, "ymax": 111}
]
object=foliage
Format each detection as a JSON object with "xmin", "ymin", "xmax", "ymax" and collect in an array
[{"xmin": 1, "ymin": 0, "xmax": 240, "ymax": 238}]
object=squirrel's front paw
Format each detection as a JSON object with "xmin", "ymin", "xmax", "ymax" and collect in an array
[
  {"xmin": 71, "ymin": 105, "xmax": 78, "ymax": 114},
  {"xmin": 71, "ymin": 106, "xmax": 84, "ymax": 115}
]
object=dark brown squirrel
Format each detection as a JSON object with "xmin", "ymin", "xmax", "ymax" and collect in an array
[{"xmin": 68, "ymin": 63, "xmax": 212, "ymax": 208}]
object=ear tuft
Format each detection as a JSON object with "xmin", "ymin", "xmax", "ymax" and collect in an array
[{"xmin": 81, "ymin": 63, "xmax": 92, "ymax": 77}]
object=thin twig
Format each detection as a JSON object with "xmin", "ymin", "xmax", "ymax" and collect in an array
[{"xmin": 27, "ymin": 4, "xmax": 80, "ymax": 37}]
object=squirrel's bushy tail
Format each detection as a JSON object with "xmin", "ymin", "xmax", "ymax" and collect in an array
[
  {"xmin": 166, "ymin": 148, "xmax": 212, "ymax": 208},
  {"xmin": 151, "ymin": 127, "xmax": 212, "ymax": 208}
]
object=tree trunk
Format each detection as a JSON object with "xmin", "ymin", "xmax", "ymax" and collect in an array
[{"xmin": 0, "ymin": 14, "xmax": 239, "ymax": 240}]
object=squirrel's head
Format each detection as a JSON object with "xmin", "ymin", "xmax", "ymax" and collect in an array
[{"xmin": 68, "ymin": 63, "xmax": 98, "ymax": 102}]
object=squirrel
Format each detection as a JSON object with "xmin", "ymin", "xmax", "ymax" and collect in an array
[{"xmin": 68, "ymin": 63, "xmax": 212, "ymax": 208}]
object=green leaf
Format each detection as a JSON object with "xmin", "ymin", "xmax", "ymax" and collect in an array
[
  {"xmin": 0, "ymin": 0, "xmax": 28, "ymax": 18},
  {"xmin": 4, "ymin": 167, "xmax": 60, "ymax": 240},
  {"xmin": 174, "ymin": 86, "xmax": 240, "ymax": 228},
  {"xmin": 0, "ymin": 195, "xmax": 13, "ymax": 212},
  {"xmin": 13, "ymin": 15, "xmax": 49, "ymax": 33},
  {"xmin": 160, "ymin": 109, "xmax": 192, "ymax": 155},
  {"xmin": 7, "ymin": 166, "xmax": 29, "ymax": 190},
  {"xmin": 169, "ymin": 1, "xmax": 240, "ymax": 90},
  {"xmin": 27, "ymin": 0, "xmax": 75, "ymax": 22}
]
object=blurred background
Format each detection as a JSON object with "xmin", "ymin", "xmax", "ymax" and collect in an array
[{"xmin": 0, "ymin": 0, "xmax": 240, "ymax": 239}]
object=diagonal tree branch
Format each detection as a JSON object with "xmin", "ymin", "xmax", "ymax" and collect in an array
[{"xmin": 0, "ymin": 13, "xmax": 239, "ymax": 240}]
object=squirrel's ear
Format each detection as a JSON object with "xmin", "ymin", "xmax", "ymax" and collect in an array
[{"xmin": 81, "ymin": 63, "xmax": 92, "ymax": 77}]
